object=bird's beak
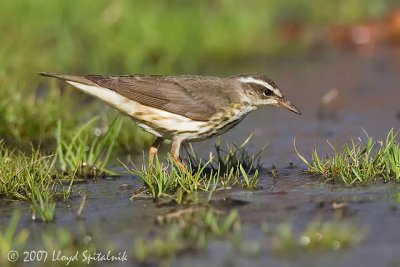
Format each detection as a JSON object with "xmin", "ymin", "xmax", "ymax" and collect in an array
[{"xmin": 278, "ymin": 99, "xmax": 302, "ymax": 115}]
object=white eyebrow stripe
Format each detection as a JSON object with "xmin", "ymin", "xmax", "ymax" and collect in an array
[{"xmin": 238, "ymin": 76, "xmax": 283, "ymax": 97}]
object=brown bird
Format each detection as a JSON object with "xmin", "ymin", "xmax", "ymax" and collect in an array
[{"xmin": 40, "ymin": 73, "xmax": 301, "ymax": 166}]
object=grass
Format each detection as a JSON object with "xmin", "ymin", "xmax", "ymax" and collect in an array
[
  {"xmin": 1, "ymin": 208, "xmax": 239, "ymax": 265},
  {"xmin": 0, "ymin": 112, "xmax": 126, "ymax": 220},
  {"xmin": 0, "ymin": 212, "xmax": 100, "ymax": 266},
  {"xmin": 0, "ymin": 0, "xmax": 390, "ymax": 151},
  {"xmin": 0, "ymin": 211, "xmax": 29, "ymax": 264},
  {"xmin": 128, "ymin": 135, "xmax": 262, "ymax": 202},
  {"xmin": 239, "ymin": 164, "xmax": 260, "ymax": 190},
  {"xmin": 129, "ymin": 156, "xmax": 223, "ymax": 202},
  {"xmin": 29, "ymin": 185, "xmax": 57, "ymax": 222},
  {"xmin": 129, "ymin": 157, "xmax": 260, "ymax": 202},
  {"xmin": 265, "ymin": 218, "xmax": 366, "ymax": 254},
  {"xmin": 0, "ymin": 141, "xmax": 73, "ymax": 221},
  {"xmin": 0, "ymin": 207, "xmax": 240, "ymax": 265},
  {"xmin": 0, "ymin": 210, "xmax": 366, "ymax": 265},
  {"xmin": 0, "ymin": 84, "xmax": 79, "ymax": 146},
  {"xmin": 41, "ymin": 228, "xmax": 99, "ymax": 261},
  {"xmin": 56, "ymin": 115, "xmax": 123, "ymax": 178},
  {"xmin": 0, "ymin": 2, "xmax": 393, "ymax": 262},
  {"xmin": 0, "ymin": 143, "xmax": 55, "ymax": 221},
  {"xmin": 295, "ymin": 129, "xmax": 400, "ymax": 185},
  {"xmin": 133, "ymin": 208, "xmax": 240, "ymax": 263},
  {"xmin": 1, "ymin": 1, "xmax": 385, "ymax": 77},
  {"xmin": 183, "ymin": 133, "xmax": 264, "ymax": 173},
  {"xmin": 133, "ymin": 210, "xmax": 366, "ymax": 263},
  {"xmin": 109, "ymin": 114, "xmax": 153, "ymax": 154}
]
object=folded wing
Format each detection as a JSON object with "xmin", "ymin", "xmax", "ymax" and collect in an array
[{"xmin": 86, "ymin": 75, "xmax": 217, "ymax": 121}]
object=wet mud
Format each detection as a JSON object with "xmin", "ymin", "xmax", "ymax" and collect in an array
[{"xmin": 2, "ymin": 47, "xmax": 400, "ymax": 267}]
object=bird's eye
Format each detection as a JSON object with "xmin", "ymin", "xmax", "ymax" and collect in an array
[{"xmin": 263, "ymin": 89, "xmax": 273, "ymax": 97}]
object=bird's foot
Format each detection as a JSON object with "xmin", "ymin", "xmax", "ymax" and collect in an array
[
  {"xmin": 171, "ymin": 156, "xmax": 193, "ymax": 176},
  {"xmin": 171, "ymin": 156, "xmax": 185, "ymax": 169}
]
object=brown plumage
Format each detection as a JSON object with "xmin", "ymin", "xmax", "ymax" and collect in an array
[
  {"xmin": 41, "ymin": 73, "xmax": 243, "ymax": 122},
  {"xmin": 39, "ymin": 72, "xmax": 301, "ymax": 166}
]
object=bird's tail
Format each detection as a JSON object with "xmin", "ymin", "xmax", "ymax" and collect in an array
[
  {"xmin": 39, "ymin": 72, "xmax": 97, "ymax": 86},
  {"xmin": 39, "ymin": 72, "xmax": 134, "ymax": 115}
]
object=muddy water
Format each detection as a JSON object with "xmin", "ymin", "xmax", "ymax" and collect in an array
[
  {"xmin": 2, "ymin": 47, "xmax": 400, "ymax": 267},
  {"xmin": 197, "ymin": 47, "xmax": 400, "ymax": 167}
]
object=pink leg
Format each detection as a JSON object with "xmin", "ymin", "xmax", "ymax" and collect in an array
[
  {"xmin": 170, "ymin": 139, "xmax": 187, "ymax": 170},
  {"xmin": 149, "ymin": 137, "xmax": 164, "ymax": 167}
]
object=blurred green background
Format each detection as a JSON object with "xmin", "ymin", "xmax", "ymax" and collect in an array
[{"xmin": 0, "ymin": 0, "xmax": 396, "ymax": 149}]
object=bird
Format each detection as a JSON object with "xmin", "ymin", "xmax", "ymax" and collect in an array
[{"xmin": 39, "ymin": 72, "xmax": 301, "ymax": 166}]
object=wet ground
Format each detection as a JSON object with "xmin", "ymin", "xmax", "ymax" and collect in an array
[{"xmin": 2, "ymin": 46, "xmax": 400, "ymax": 267}]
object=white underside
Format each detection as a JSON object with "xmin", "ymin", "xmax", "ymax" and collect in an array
[{"xmin": 67, "ymin": 81, "xmax": 254, "ymax": 141}]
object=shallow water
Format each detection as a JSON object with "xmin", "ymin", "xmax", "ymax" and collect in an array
[{"xmin": 2, "ymin": 47, "xmax": 400, "ymax": 267}]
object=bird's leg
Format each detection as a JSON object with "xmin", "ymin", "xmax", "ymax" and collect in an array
[
  {"xmin": 170, "ymin": 140, "xmax": 196, "ymax": 183},
  {"xmin": 148, "ymin": 137, "xmax": 164, "ymax": 169},
  {"xmin": 170, "ymin": 139, "xmax": 186, "ymax": 170}
]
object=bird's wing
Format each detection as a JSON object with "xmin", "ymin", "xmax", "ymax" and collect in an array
[
  {"xmin": 40, "ymin": 73, "xmax": 221, "ymax": 121},
  {"xmin": 84, "ymin": 75, "xmax": 220, "ymax": 121}
]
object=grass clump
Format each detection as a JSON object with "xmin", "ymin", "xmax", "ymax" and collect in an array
[
  {"xmin": 41, "ymin": 228, "xmax": 98, "ymax": 261},
  {"xmin": 0, "ymin": 211, "xmax": 29, "ymax": 264},
  {"xmin": 0, "ymin": 212, "xmax": 100, "ymax": 266},
  {"xmin": 299, "ymin": 219, "xmax": 365, "ymax": 251},
  {"xmin": 0, "ymin": 85, "xmax": 77, "ymax": 145},
  {"xmin": 295, "ymin": 129, "xmax": 400, "ymax": 185},
  {"xmin": 133, "ymin": 208, "xmax": 240, "ymax": 263},
  {"xmin": 130, "ymin": 157, "xmax": 259, "ymax": 201},
  {"xmin": 128, "ymin": 136, "xmax": 262, "ymax": 201},
  {"xmin": 129, "ymin": 156, "xmax": 227, "ymax": 202},
  {"xmin": 266, "ymin": 218, "xmax": 366, "ymax": 254},
  {"xmin": 56, "ymin": 116, "xmax": 122, "ymax": 178},
  {"xmin": 0, "ymin": 141, "xmax": 70, "ymax": 221},
  {"xmin": 129, "ymin": 156, "xmax": 182, "ymax": 199},
  {"xmin": 239, "ymin": 164, "xmax": 259, "ymax": 190},
  {"xmin": 184, "ymin": 133, "xmax": 264, "ymax": 173}
]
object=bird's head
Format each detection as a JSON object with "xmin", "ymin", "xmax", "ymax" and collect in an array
[{"xmin": 236, "ymin": 74, "xmax": 302, "ymax": 115}]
